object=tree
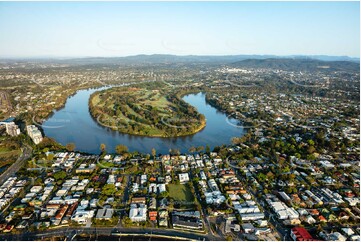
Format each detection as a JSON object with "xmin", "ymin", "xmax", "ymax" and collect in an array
[
  {"xmin": 289, "ymin": 173, "xmax": 296, "ymax": 181},
  {"xmin": 159, "ymin": 191, "xmax": 169, "ymax": 198},
  {"xmin": 188, "ymin": 146, "xmax": 196, "ymax": 154},
  {"xmin": 46, "ymin": 153, "xmax": 54, "ymax": 161},
  {"xmin": 205, "ymin": 144, "xmax": 210, "ymax": 154},
  {"xmin": 100, "ymin": 143, "xmax": 106, "ymax": 152},
  {"xmin": 122, "ymin": 216, "xmax": 132, "ymax": 226},
  {"xmin": 266, "ymin": 171, "xmax": 275, "ymax": 181},
  {"xmin": 175, "ymin": 149, "xmax": 181, "ymax": 156},
  {"xmin": 231, "ymin": 137, "xmax": 241, "ymax": 145},
  {"xmin": 307, "ymin": 146, "xmax": 316, "ymax": 154},
  {"xmin": 53, "ymin": 171, "xmax": 66, "ymax": 181},
  {"xmin": 226, "ymin": 235, "xmax": 233, "ymax": 241},
  {"xmin": 151, "ymin": 148, "xmax": 156, "ymax": 160},
  {"xmin": 66, "ymin": 143, "xmax": 76, "ymax": 152},
  {"xmin": 328, "ymin": 139, "xmax": 337, "ymax": 151},
  {"xmin": 196, "ymin": 146, "xmax": 204, "ymax": 153},
  {"xmin": 307, "ymin": 139, "xmax": 315, "ymax": 146},
  {"xmin": 285, "ymin": 187, "xmax": 293, "ymax": 194},
  {"xmin": 101, "ymin": 184, "xmax": 116, "ymax": 196},
  {"xmin": 116, "ymin": 144, "xmax": 128, "ymax": 154}
]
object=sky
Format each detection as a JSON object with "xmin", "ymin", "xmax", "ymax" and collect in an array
[{"xmin": 0, "ymin": 1, "xmax": 359, "ymax": 58}]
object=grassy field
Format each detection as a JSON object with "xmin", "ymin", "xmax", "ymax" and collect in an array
[
  {"xmin": 168, "ymin": 183, "xmax": 194, "ymax": 202},
  {"xmin": 0, "ymin": 147, "xmax": 21, "ymax": 159},
  {"xmin": 0, "ymin": 147, "xmax": 21, "ymax": 174}
]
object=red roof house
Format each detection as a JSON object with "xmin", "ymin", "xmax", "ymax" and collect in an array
[{"xmin": 290, "ymin": 227, "xmax": 314, "ymax": 241}]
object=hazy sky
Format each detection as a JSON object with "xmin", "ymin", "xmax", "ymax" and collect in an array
[{"xmin": 0, "ymin": 1, "xmax": 359, "ymax": 58}]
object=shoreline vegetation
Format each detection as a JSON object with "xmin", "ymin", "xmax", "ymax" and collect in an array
[{"xmin": 89, "ymin": 84, "xmax": 206, "ymax": 138}]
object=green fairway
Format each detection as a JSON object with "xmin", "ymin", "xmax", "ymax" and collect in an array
[{"xmin": 89, "ymin": 85, "xmax": 206, "ymax": 137}]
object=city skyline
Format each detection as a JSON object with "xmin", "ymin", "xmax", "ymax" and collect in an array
[{"xmin": 0, "ymin": 1, "xmax": 360, "ymax": 58}]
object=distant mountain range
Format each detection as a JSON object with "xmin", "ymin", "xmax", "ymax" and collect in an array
[
  {"xmin": 0, "ymin": 54, "xmax": 360, "ymax": 63},
  {"xmin": 0, "ymin": 54, "xmax": 359, "ymax": 70}
]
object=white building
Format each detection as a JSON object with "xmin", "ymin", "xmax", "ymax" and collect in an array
[
  {"xmin": 5, "ymin": 122, "xmax": 20, "ymax": 136},
  {"xmin": 71, "ymin": 210, "xmax": 95, "ymax": 224},
  {"xmin": 157, "ymin": 184, "xmax": 166, "ymax": 193},
  {"xmin": 141, "ymin": 175, "xmax": 147, "ymax": 185},
  {"xmin": 129, "ymin": 203, "xmax": 147, "ymax": 222},
  {"xmin": 199, "ymin": 171, "xmax": 207, "ymax": 180},
  {"xmin": 26, "ymin": 125, "xmax": 43, "ymax": 144},
  {"xmin": 319, "ymin": 160, "xmax": 335, "ymax": 169},
  {"xmin": 148, "ymin": 183, "xmax": 157, "ymax": 193},
  {"xmin": 178, "ymin": 173, "xmax": 189, "ymax": 184},
  {"xmin": 107, "ymin": 175, "xmax": 115, "ymax": 184},
  {"xmin": 208, "ymin": 179, "xmax": 219, "ymax": 191}
]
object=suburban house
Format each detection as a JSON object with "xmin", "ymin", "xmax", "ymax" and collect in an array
[
  {"xmin": 178, "ymin": 173, "xmax": 190, "ymax": 184},
  {"xmin": 129, "ymin": 203, "xmax": 147, "ymax": 222}
]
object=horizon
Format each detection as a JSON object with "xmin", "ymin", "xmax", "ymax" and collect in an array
[
  {"xmin": 0, "ymin": 53, "xmax": 359, "ymax": 61},
  {"xmin": 0, "ymin": 1, "xmax": 359, "ymax": 58}
]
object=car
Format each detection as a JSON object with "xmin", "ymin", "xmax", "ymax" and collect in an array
[{"xmin": 111, "ymin": 229, "xmax": 121, "ymax": 235}]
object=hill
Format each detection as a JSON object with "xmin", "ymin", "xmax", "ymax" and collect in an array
[{"xmin": 230, "ymin": 58, "xmax": 360, "ymax": 72}]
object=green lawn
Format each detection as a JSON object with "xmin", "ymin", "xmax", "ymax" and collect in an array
[{"xmin": 168, "ymin": 183, "xmax": 194, "ymax": 202}]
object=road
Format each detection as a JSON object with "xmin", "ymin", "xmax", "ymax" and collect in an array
[
  {"xmin": 227, "ymin": 156, "xmax": 289, "ymax": 241},
  {"xmin": 0, "ymin": 226, "xmax": 213, "ymax": 241},
  {"xmin": 0, "ymin": 144, "xmax": 32, "ymax": 185},
  {"xmin": 187, "ymin": 169, "xmax": 222, "ymax": 240}
]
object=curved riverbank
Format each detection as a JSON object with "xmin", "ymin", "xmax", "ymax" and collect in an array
[{"xmin": 42, "ymin": 89, "xmax": 246, "ymax": 154}]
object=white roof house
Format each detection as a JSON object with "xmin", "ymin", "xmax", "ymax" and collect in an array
[
  {"xmin": 132, "ymin": 183, "xmax": 139, "ymax": 193},
  {"xmin": 149, "ymin": 183, "xmax": 157, "ymax": 193},
  {"xmin": 71, "ymin": 210, "xmax": 95, "ymax": 224},
  {"xmin": 341, "ymin": 227, "xmax": 354, "ymax": 236},
  {"xmin": 107, "ymin": 175, "xmax": 116, "ymax": 184},
  {"xmin": 330, "ymin": 232, "xmax": 347, "ymax": 241},
  {"xmin": 199, "ymin": 171, "xmax": 207, "ymax": 180},
  {"xmin": 30, "ymin": 186, "xmax": 43, "ymax": 193},
  {"xmin": 157, "ymin": 184, "xmax": 166, "ymax": 193},
  {"xmin": 141, "ymin": 175, "xmax": 147, "ymax": 185},
  {"xmin": 90, "ymin": 198, "xmax": 98, "ymax": 208},
  {"xmin": 196, "ymin": 160, "xmax": 204, "ymax": 168},
  {"xmin": 129, "ymin": 204, "xmax": 147, "ymax": 222},
  {"xmin": 178, "ymin": 173, "xmax": 190, "ymax": 184},
  {"xmin": 56, "ymin": 188, "xmax": 69, "ymax": 197},
  {"xmin": 256, "ymin": 220, "xmax": 268, "ymax": 227},
  {"xmin": 103, "ymin": 154, "xmax": 112, "ymax": 160},
  {"xmin": 96, "ymin": 208, "xmax": 114, "ymax": 220}
]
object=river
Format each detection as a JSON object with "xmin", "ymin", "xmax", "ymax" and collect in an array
[{"xmin": 42, "ymin": 87, "xmax": 245, "ymax": 154}]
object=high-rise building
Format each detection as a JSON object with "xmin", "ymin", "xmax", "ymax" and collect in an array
[
  {"xmin": 26, "ymin": 125, "xmax": 43, "ymax": 144},
  {"xmin": 5, "ymin": 122, "xmax": 20, "ymax": 137}
]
